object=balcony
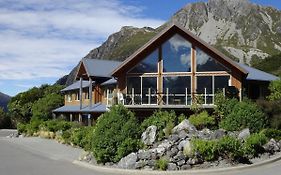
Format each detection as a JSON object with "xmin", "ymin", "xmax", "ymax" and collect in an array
[{"xmin": 105, "ymin": 88, "xmax": 218, "ymax": 109}]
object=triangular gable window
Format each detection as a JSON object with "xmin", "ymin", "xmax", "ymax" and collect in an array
[
  {"xmin": 196, "ymin": 48, "xmax": 228, "ymax": 72},
  {"xmin": 128, "ymin": 49, "xmax": 158, "ymax": 73},
  {"xmin": 162, "ymin": 34, "xmax": 191, "ymax": 72}
]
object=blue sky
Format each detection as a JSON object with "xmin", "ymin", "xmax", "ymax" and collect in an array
[{"xmin": 0, "ymin": 0, "xmax": 280, "ymax": 96}]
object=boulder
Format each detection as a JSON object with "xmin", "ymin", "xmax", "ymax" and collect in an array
[
  {"xmin": 198, "ymin": 128, "xmax": 213, "ymax": 140},
  {"xmin": 141, "ymin": 125, "xmax": 157, "ymax": 145},
  {"xmin": 169, "ymin": 134, "xmax": 180, "ymax": 143},
  {"xmin": 183, "ymin": 140, "xmax": 192, "ymax": 158},
  {"xmin": 181, "ymin": 164, "xmax": 191, "ymax": 170},
  {"xmin": 178, "ymin": 139, "xmax": 190, "ymax": 151},
  {"xmin": 138, "ymin": 150, "xmax": 151, "ymax": 160},
  {"xmin": 135, "ymin": 160, "xmax": 145, "ymax": 169},
  {"xmin": 158, "ymin": 140, "xmax": 172, "ymax": 150},
  {"xmin": 212, "ymin": 129, "xmax": 227, "ymax": 139},
  {"xmin": 172, "ymin": 119, "xmax": 197, "ymax": 134},
  {"xmin": 263, "ymin": 139, "xmax": 280, "ymax": 153},
  {"xmin": 238, "ymin": 128, "xmax": 250, "ymax": 140},
  {"xmin": 178, "ymin": 130, "xmax": 189, "ymax": 139},
  {"xmin": 167, "ymin": 163, "xmax": 178, "ymax": 171},
  {"xmin": 166, "ymin": 147, "xmax": 178, "ymax": 158},
  {"xmin": 176, "ymin": 159, "xmax": 186, "ymax": 166},
  {"xmin": 174, "ymin": 151, "xmax": 185, "ymax": 161},
  {"xmin": 118, "ymin": 153, "xmax": 138, "ymax": 169}
]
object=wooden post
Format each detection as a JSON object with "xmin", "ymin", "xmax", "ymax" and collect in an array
[
  {"xmin": 70, "ymin": 114, "xmax": 73, "ymax": 122},
  {"xmin": 239, "ymin": 88, "xmax": 242, "ymax": 102},
  {"xmin": 106, "ymin": 89, "xmax": 109, "ymax": 105},
  {"xmin": 166, "ymin": 88, "xmax": 169, "ymax": 105},
  {"xmin": 79, "ymin": 77, "xmax": 83, "ymax": 110},
  {"xmin": 89, "ymin": 78, "xmax": 93, "ymax": 108},
  {"xmin": 79, "ymin": 114, "xmax": 82, "ymax": 124},
  {"xmin": 132, "ymin": 88, "xmax": 134, "ymax": 105},
  {"xmin": 88, "ymin": 114, "xmax": 91, "ymax": 126},
  {"xmin": 148, "ymin": 88, "xmax": 151, "ymax": 105},
  {"xmin": 185, "ymin": 88, "xmax": 188, "ymax": 106},
  {"xmin": 52, "ymin": 113, "xmax": 56, "ymax": 120},
  {"xmin": 204, "ymin": 88, "xmax": 207, "ymax": 105}
]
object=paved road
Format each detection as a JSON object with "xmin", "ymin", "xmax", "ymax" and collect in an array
[{"xmin": 0, "ymin": 129, "xmax": 281, "ymax": 175}]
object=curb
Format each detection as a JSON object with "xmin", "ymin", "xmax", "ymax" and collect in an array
[{"xmin": 73, "ymin": 153, "xmax": 281, "ymax": 175}]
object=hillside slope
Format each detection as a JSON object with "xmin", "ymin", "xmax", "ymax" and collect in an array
[{"xmin": 0, "ymin": 92, "xmax": 11, "ymax": 111}]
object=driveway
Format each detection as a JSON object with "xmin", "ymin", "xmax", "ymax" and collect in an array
[{"xmin": 0, "ymin": 129, "xmax": 280, "ymax": 175}]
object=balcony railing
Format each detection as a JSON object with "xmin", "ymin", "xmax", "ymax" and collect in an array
[{"xmin": 105, "ymin": 88, "xmax": 226, "ymax": 107}]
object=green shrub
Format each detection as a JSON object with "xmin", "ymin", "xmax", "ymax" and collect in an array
[
  {"xmin": 163, "ymin": 121, "xmax": 175, "ymax": 137},
  {"xmin": 242, "ymin": 133, "xmax": 268, "ymax": 157},
  {"xmin": 178, "ymin": 114, "xmax": 187, "ymax": 123},
  {"xmin": 40, "ymin": 119, "xmax": 79, "ymax": 132},
  {"xmin": 268, "ymin": 79, "xmax": 281, "ymax": 101},
  {"xmin": 141, "ymin": 110, "xmax": 176, "ymax": 140},
  {"xmin": 189, "ymin": 111, "xmax": 215, "ymax": 130},
  {"xmin": 261, "ymin": 128, "xmax": 281, "ymax": 141},
  {"xmin": 70, "ymin": 126, "xmax": 95, "ymax": 150},
  {"xmin": 91, "ymin": 105, "xmax": 140, "ymax": 163},
  {"xmin": 25, "ymin": 118, "xmax": 43, "ymax": 135},
  {"xmin": 219, "ymin": 100, "xmax": 267, "ymax": 133},
  {"xmin": 216, "ymin": 136, "xmax": 243, "ymax": 160},
  {"xmin": 214, "ymin": 94, "xmax": 238, "ymax": 120},
  {"xmin": 61, "ymin": 129, "xmax": 72, "ymax": 144},
  {"xmin": 115, "ymin": 138, "xmax": 140, "ymax": 162},
  {"xmin": 257, "ymin": 99, "xmax": 281, "ymax": 129},
  {"xmin": 191, "ymin": 139, "xmax": 217, "ymax": 161},
  {"xmin": 17, "ymin": 123, "xmax": 27, "ymax": 134},
  {"xmin": 155, "ymin": 157, "xmax": 168, "ymax": 170}
]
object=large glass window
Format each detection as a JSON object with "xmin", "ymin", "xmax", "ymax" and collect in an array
[
  {"xmin": 162, "ymin": 34, "xmax": 191, "ymax": 72},
  {"xmin": 196, "ymin": 48, "xmax": 228, "ymax": 72},
  {"xmin": 128, "ymin": 49, "xmax": 158, "ymax": 73},
  {"xmin": 142, "ymin": 77, "xmax": 157, "ymax": 104},
  {"xmin": 163, "ymin": 76, "xmax": 191, "ymax": 105},
  {"xmin": 127, "ymin": 77, "xmax": 141, "ymax": 94},
  {"xmin": 214, "ymin": 76, "xmax": 230, "ymax": 93}
]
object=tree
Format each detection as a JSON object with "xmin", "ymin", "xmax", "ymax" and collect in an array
[
  {"xmin": 268, "ymin": 79, "xmax": 281, "ymax": 101},
  {"xmin": 0, "ymin": 108, "xmax": 12, "ymax": 129},
  {"xmin": 32, "ymin": 93, "xmax": 64, "ymax": 121}
]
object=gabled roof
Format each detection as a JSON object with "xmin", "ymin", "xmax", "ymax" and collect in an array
[
  {"xmin": 111, "ymin": 23, "xmax": 248, "ymax": 76},
  {"xmin": 238, "ymin": 63, "xmax": 279, "ymax": 82},
  {"xmin": 77, "ymin": 59, "xmax": 121, "ymax": 79},
  {"xmin": 61, "ymin": 80, "xmax": 94, "ymax": 92}
]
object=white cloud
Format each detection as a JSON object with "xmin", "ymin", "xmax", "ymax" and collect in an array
[{"xmin": 0, "ymin": 0, "xmax": 164, "ymax": 81}]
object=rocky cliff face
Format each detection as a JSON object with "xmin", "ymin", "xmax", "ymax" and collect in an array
[
  {"xmin": 0, "ymin": 92, "xmax": 11, "ymax": 111},
  {"xmin": 62, "ymin": 0, "xmax": 281, "ymax": 85}
]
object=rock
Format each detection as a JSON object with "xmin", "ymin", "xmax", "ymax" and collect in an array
[
  {"xmin": 238, "ymin": 128, "xmax": 250, "ymax": 140},
  {"xmin": 263, "ymin": 139, "xmax": 280, "ymax": 153},
  {"xmin": 172, "ymin": 119, "xmax": 197, "ymax": 134},
  {"xmin": 212, "ymin": 129, "xmax": 227, "ymax": 139},
  {"xmin": 183, "ymin": 140, "xmax": 192, "ymax": 158},
  {"xmin": 177, "ymin": 159, "xmax": 186, "ymax": 166},
  {"xmin": 187, "ymin": 157, "xmax": 201, "ymax": 165},
  {"xmin": 198, "ymin": 128, "xmax": 213, "ymax": 140},
  {"xmin": 174, "ymin": 151, "xmax": 185, "ymax": 161},
  {"xmin": 181, "ymin": 164, "xmax": 191, "ymax": 170},
  {"xmin": 146, "ymin": 160, "xmax": 156, "ymax": 167},
  {"xmin": 167, "ymin": 163, "xmax": 178, "ymax": 171},
  {"xmin": 169, "ymin": 134, "xmax": 180, "ymax": 143},
  {"xmin": 166, "ymin": 147, "xmax": 178, "ymax": 158},
  {"xmin": 135, "ymin": 161, "xmax": 145, "ymax": 169},
  {"xmin": 141, "ymin": 125, "xmax": 157, "ymax": 145},
  {"xmin": 105, "ymin": 162, "xmax": 114, "ymax": 166},
  {"xmin": 178, "ymin": 130, "xmax": 189, "ymax": 139},
  {"xmin": 158, "ymin": 140, "xmax": 172, "ymax": 150},
  {"xmin": 178, "ymin": 139, "xmax": 190, "ymax": 151},
  {"xmin": 138, "ymin": 150, "xmax": 151, "ymax": 160},
  {"xmin": 118, "ymin": 153, "xmax": 138, "ymax": 169},
  {"xmin": 78, "ymin": 151, "xmax": 93, "ymax": 162}
]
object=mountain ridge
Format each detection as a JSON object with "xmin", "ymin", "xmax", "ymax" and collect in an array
[
  {"xmin": 58, "ymin": 0, "xmax": 281, "ymax": 86},
  {"xmin": 0, "ymin": 92, "xmax": 11, "ymax": 112}
]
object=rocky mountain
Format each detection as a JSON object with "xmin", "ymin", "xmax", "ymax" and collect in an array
[
  {"xmin": 62, "ymin": 0, "xmax": 281, "ymax": 85},
  {"xmin": 0, "ymin": 92, "xmax": 11, "ymax": 111}
]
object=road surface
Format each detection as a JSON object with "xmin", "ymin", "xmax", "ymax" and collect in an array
[{"xmin": 0, "ymin": 129, "xmax": 280, "ymax": 175}]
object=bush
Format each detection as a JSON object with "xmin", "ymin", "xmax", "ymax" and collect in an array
[
  {"xmin": 216, "ymin": 136, "xmax": 243, "ymax": 160},
  {"xmin": 155, "ymin": 157, "xmax": 168, "ymax": 170},
  {"xmin": 214, "ymin": 94, "xmax": 238, "ymax": 120},
  {"xmin": 25, "ymin": 118, "xmax": 43, "ymax": 135},
  {"xmin": 115, "ymin": 138, "xmax": 140, "ymax": 162},
  {"xmin": 257, "ymin": 100, "xmax": 281, "ymax": 129},
  {"xmin": 39, "ymin": 119, "xmax": 79, "ymax": 132},
  {"xmin": 17, "ymin": 123, "xmax": 27, "ymax": 134},
  {"xmin": 242, "ymin": 133, "xmax": 268, "ymax": 157},
  {"xmin": 219, "ymin": 100, "xmax": 267, "ymax": 133},
  {"xmin": 261, "ymin": 128, "xmax": 281, "ymax": 141},
  {"xmin": 61, "ymin": 129, "xmax": 72, "ymax": 144},
  {"xmin": 189, "ymin": 111, "xmax": 215, "ymax": 130},
  {"xmin": 70, "ymin": 126, "xmax": 95, "ymax": 150},
  {"xmin": 141, "ymin": 110, "xmax": 176, "ymax": 140},
  {"xmin": 191, "ymin": 139, "xmax": 217, "ymax": 161},
  {"xmin": 268, "ymin": 80, "xmax": 281, "ymax": 101},
  {"xmin": 91, "ymin": 105, "xmax": 140, "ymax": 163}
]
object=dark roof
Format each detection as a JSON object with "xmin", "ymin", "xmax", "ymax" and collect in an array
[
  {"xmin": 53, "ymin": 103, "xmax": 107, "ymax": 113},
  {"xmin": 61, "ymin": 80, "xmax": 94, "ymax": 92},
  {"xmin": 82, "ymin": 59, "xmax": 121, "ymax": 78},
  {"xmin": 101, "ymin": 78, "xmax": 117, "ymax": 86},
  {"xmin": 238, "ymin": 63, "xmax": 279, "ymax": 82},
  {"xmin": 111, "ymin": 23, "xmax": 248, "ymax": 76}
]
